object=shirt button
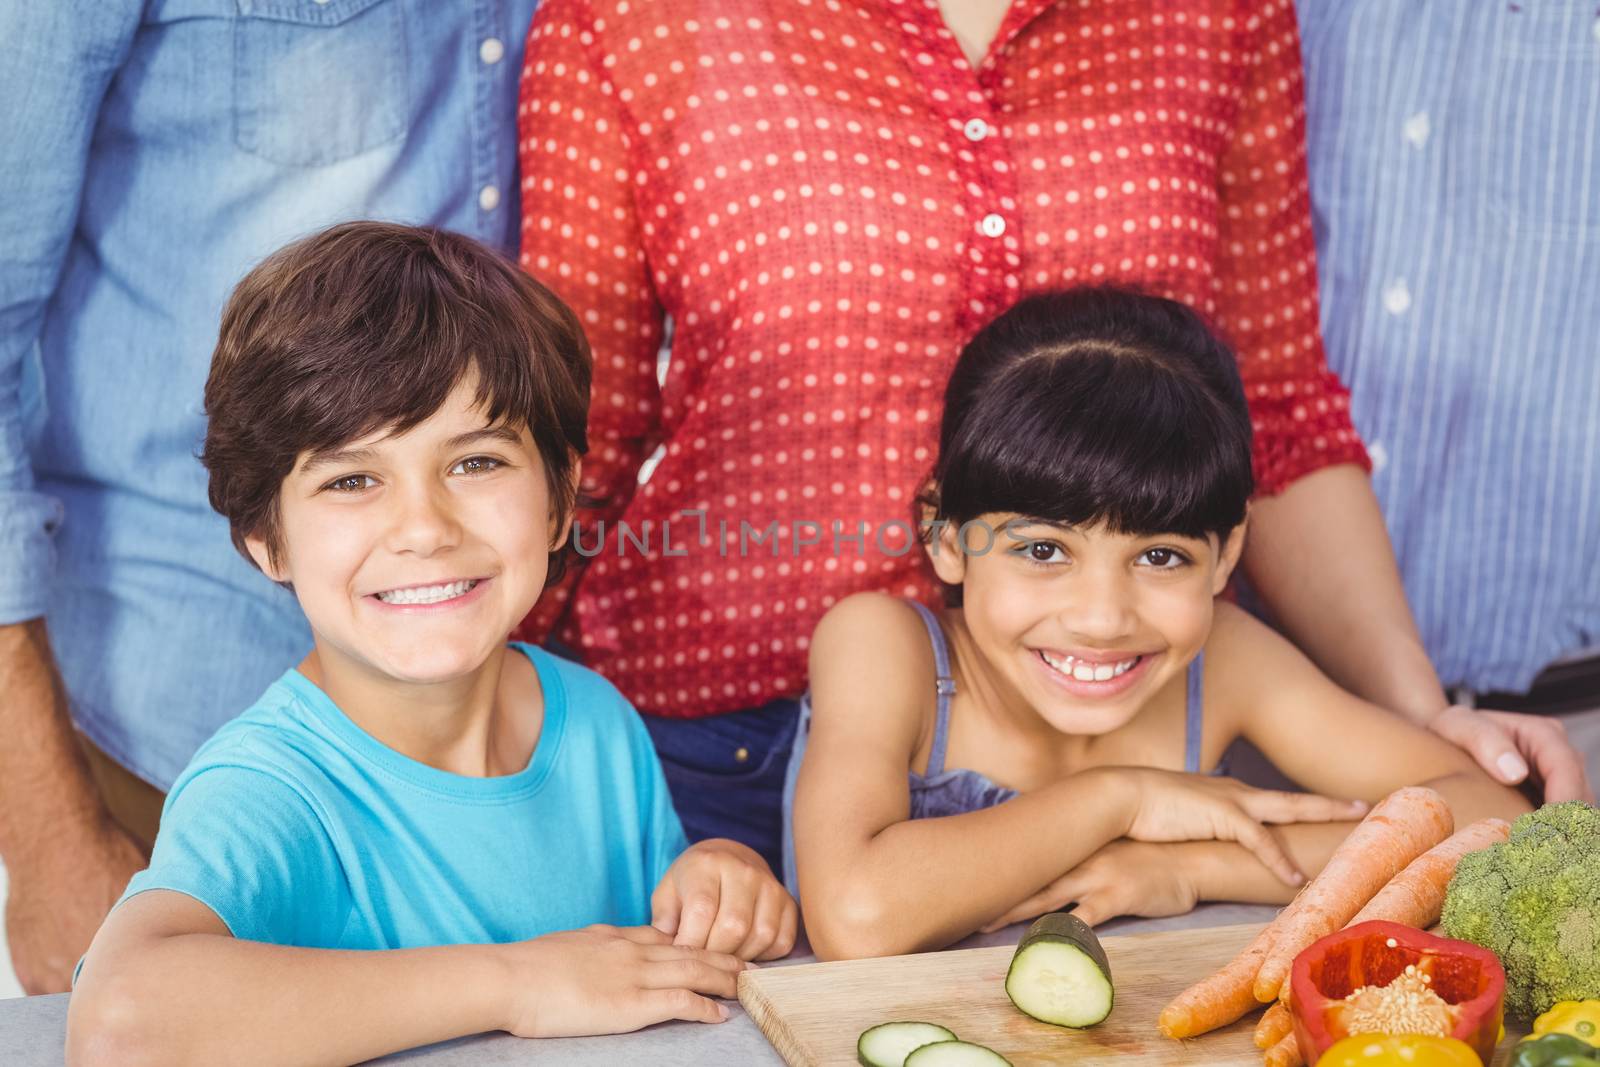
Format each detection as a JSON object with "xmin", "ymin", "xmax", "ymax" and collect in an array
[
  {"xmin": 479, "ymin": 37, "xmax": 505, "ymax": 65},
  {"xmin": 963, "ymin": 117, "xmax": 989, "ymax": 142},
  {"xmin": 478, "ymin": 184, "xmax": 501, "ymax": 212},
  {"xmin": 1382, "ymin": 278, "xmax": 1412, "ymax": 315},
  {"xmin": 979, "ymin": 213, "xmax": 1006, "ymax": 238},
  {"xmin": 1367, "ymin": 441, "xmax": 1389, "ymax": 475},
  {"xmin": 1593, "ymin": 17, "xmax": 1600, "ymax": 42},
  {"xmin": 733, "ymin": 746, "xmax": 750, "ymax": 764},
  {"xmin": 1403, "ymin": 111, "xmax": 1430, "ymax": 149}
]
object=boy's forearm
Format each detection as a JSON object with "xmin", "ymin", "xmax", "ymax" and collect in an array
[
  {"xmin": 804, "ymin": 769, "xmax": 1132, "ymax": 959},
  {"xmin": 68, "ymin": 934, "xmax": 511, "ymax": 1067}
]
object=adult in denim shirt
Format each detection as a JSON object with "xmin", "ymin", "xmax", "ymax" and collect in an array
[{"xmin": 0, "ymin": 0, "xmax": 539, "ymax": 993}]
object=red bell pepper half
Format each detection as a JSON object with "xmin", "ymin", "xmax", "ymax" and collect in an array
[{"xmin": 1289, "ymin": 920, "xmax": 1506, "ymax": 1065}]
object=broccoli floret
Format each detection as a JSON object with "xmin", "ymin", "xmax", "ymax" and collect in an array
[{"xmin": 1441, "ymin": 801, "xmax": 1600, "ymax": 1019}]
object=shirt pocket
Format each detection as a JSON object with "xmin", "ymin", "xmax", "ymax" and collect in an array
[
  {"xmin": 1474, "ymin": 11, "xmax": 1600, "ymax": 241},
  {"xmin": 233, "ymin": 0, "xmax": 408, "ymax": 167}
]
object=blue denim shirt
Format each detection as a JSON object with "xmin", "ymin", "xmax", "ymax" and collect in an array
[
  {"xmin": 0, "ymin": 0, "xmax": 540, "ymax": 788},
  {"xmin": 1297, "ymin": 1, "xmax": 1600, "ymax": 692}
]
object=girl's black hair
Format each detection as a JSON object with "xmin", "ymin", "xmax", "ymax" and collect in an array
[{"xmin": 924, "ymin": 287, "xmax": 1253, "ymax": 544}]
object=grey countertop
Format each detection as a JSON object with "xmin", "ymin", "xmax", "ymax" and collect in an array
[{"xmin": 0, "ymin": 903, "xmax": 1279, "ymax": 1066}]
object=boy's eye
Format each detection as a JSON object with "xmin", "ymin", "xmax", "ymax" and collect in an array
[
  {"xmin": 451, "ymin": 455, "xmax": 504, "ymax": 476},
  {"xmin": 324, "ymin": 474, "xmax": 376, "ymax": 494},
  {"xmin": 1138, "ymin": 547, "xmax": 1188, "ymax": 569}
]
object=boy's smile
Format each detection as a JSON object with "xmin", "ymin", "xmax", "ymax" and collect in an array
[{"xmin": 248, "ymin": 374, "xmax": 569, "ymax": 690}]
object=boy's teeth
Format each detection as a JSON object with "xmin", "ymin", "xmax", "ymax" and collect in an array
[
  {"xmin": 1040, "ymin": 650, "xmax": 1140, "ymax": 681},
  {"xmin": 376, "ymin": 579, "xmax": 476, "ymax": 605}
]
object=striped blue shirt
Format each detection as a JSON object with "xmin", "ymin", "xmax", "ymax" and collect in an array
[{"xmin": 1297, "ymin": 0, "xmax": 1600, "ymax": 693}]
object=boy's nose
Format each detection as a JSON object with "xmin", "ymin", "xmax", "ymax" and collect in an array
[{"xmin": 386, "ymin": 485, "xmax": 464, "ymax": 556}]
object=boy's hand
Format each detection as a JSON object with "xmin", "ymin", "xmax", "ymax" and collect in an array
[
  {"xmin": 503, "ymin": 924, "xmax": 744, "ymax": 1038},
  {"xmin": 652, "ymin": 839, "xmax": 798, "ymax": 961},
  {"xmin": 1114, "ymin": 768, "xmax": 1368, "ymax": 887},
  {"xmin": 979, "ymin": 840, "xmax": 1199, "ymax": 932}
]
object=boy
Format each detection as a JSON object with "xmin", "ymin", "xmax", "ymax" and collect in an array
[{"xmin": 66, "ymin": 223, "xmax": 796, "ymax": 1065}]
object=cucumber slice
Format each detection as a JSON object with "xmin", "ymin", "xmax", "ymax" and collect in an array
[
  {"xmin": 903, "ymin": 1040, "xmax": 1013, "ymax": 1066},
  {"xmin": 857, "ymin": 1022, "xmax": 959, "ymax": 1067},
  {"xmin": 1003, "ymin": 912, "xmax": 1114, "ymax": 1028}
]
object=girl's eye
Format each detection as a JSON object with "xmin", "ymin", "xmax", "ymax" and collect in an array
[
  {"xmin": 451, "ymin": 456, "xmax": 503, "ymax": 476},
  {"xmin": 1139, "ymin": 547, "xmax": 1189, "ymax": 569},
  {"xmin": 1025, "ymin": 541, "xmax": 1065, "ymax": 564},
  {"xmin": 324, "ymin": 474, "xmax": 376, "ymax": 494}
]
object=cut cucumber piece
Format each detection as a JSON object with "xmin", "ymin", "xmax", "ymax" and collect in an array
[
  {"xmin": 857, "ymin": 1021, "xmax": 959, "ymax": 1067},
  {"xmin": 903, "ymin": 1040, "xmax": 1013, "ymax": 1066},
  {"xmin": 1003, "ymin": 911, "xmax": 1114, "ymax": 1028}
]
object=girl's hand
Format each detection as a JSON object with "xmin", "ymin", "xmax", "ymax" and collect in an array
[
  {"xmin": 980, "ymin": 840, "xmax": 1198, "ymax": 932},
  {"xmin": 502, "ymin": 924, "xmax": 745, "ymax": 1038},
  {"xmin": 1116, "ymin": 768, "xmax": 1368, "ymax": 886},
  {"xmin": 652, "ymin": 839, "xmax": 799, "ymax": 961}
]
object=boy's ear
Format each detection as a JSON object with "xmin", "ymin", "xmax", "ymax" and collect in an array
[
  {"xmin": 244, "ymin": 533, "xmax": 289, "ymax": 584},
  {"xmin": 548, "ymin": 456, "xmax": 583, "ymax": 552},
  {"xmin": 1211, "ymin": 510, "xmax": 1250, "ymax": 596}
]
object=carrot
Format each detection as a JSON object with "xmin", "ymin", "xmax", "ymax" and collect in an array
[
  {"xmin": 1264, "ymin": 1030, "xmax": 1304, "ymax": 1067},
  {"xmin": 1346, "ymin": 818, "xmax": 1510, "ymax": 928},
  {"xmin": 1157, "ymin": 925, "xmax": 1276, "ymax": 1039},
  {"xmin": 1253, "ymin": 1001, "xmax": 1293, "ymax": 1049},
  {"xmin": 1251, "ymin": 786, "xmax": 1453, "ymax": 1003}
]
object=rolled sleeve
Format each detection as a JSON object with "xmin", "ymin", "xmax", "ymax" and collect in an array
[{"xmin": 0, "ymin": 1, "xmax": 141, "ymax": 621}]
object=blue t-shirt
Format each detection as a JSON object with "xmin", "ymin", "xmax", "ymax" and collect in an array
[{"xmin": 107, "ymin": 644, "xmax": 687, "ymax": 953}]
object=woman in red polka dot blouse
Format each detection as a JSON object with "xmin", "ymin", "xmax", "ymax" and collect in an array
[{"xmin": 515, "ymin": 0, "xmax": 1453, "ymax": 872}]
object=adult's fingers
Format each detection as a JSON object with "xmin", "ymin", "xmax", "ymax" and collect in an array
[
  {"xmin": 1487, "ymin": 709, "xmax": 1595, "ymax": 804},
  {"xmin": 1430, "ymin": 705, "xmax": 1530, "ymax": 786},
  {"xmin": 1238, "ymin": 787, "xmax": 1369, "ymax": 826}
]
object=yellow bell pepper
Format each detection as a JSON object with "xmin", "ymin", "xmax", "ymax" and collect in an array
[
  {"xmin": 1316, "ymin": 1034, "xmax": 1483, "ymax": 1066},
  {"xmin": 1533, "ymin": 1001, "xmax": 1600, "ymax": 1047}
]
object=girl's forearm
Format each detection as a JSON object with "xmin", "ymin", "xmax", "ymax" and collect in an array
[
  {"xmin": 1187, "ymin": 772, "xmax": 1529, "ymax": 906},
  {"xmin": 67, "ymin": 934, "xmax": 510, "ymax": 1067},
  {"xmin": 1243, "ymin": 464, "xmax": 1447, "ymax": 724},
  {"xmin": 801, "ymin": 768, "xmax": 1133, "ymax": 959}
]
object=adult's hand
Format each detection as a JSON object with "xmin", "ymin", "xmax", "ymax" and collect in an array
[
  {"xmin": 1428, "ymin": 704, "xmax": 1594, "ymax": 805},
  {"xmin": 6, "ymin": 818, "xmax": 145, "ymax": 993},
  {"xmin": 0, "ymin": 620, "xmax": 145, "ymax": 994}
]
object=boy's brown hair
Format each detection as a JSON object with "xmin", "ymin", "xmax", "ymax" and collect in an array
[{"xmin": 201, "ymin": 221, "xmax": 591, "ymax": 579}]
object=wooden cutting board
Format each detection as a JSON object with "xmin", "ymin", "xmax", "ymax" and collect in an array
[{"xmin": 739, "ymin": 923, "xmax": 1528, "ymax": 1066}]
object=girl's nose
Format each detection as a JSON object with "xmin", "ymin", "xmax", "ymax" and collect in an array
[{"xmin": 1059, "ymin": 568, "xmax": 1137, "ymax": 641}]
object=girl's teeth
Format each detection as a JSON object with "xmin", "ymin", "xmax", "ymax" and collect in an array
[
  {"xmin": 1041, "ymin": 650, "xmax": 1141, "ymax": 682},
  {"xmin": 377, "ymin": 579, "xmax": 476, "ymax": 605}
]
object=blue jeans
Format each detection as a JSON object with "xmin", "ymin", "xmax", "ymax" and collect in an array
[{"xmin": 641, "ymin": 698, "xmax": 802, "ymax": 876}]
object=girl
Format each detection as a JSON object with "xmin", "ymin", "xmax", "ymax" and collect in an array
[{"xmin": 783, "ymin": 288, "xmax": 1527, "ymax": 961}]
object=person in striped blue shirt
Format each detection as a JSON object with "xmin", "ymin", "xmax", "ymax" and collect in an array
[{"xmin": 1297, "ymin": 0, "xmax": 1600, "ymax": 803}]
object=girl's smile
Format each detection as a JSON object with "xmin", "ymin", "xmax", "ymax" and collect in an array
[{"xmin": 1032, "ymin": 647, "xmax": 1158, "ymax": 699}]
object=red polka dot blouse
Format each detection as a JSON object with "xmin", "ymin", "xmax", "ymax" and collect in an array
[{"xmin": 514, "ymin": 0, "xmax": 1368, "ymax": 718}]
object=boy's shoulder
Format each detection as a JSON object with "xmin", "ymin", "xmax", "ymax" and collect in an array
[
  {"xmin": 172, "ymin": 670, "xmax": 339, "ymax": 797},
  {"xmin": 512, "ymin": 642, "xmax": 653, "ymax": 751}
]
